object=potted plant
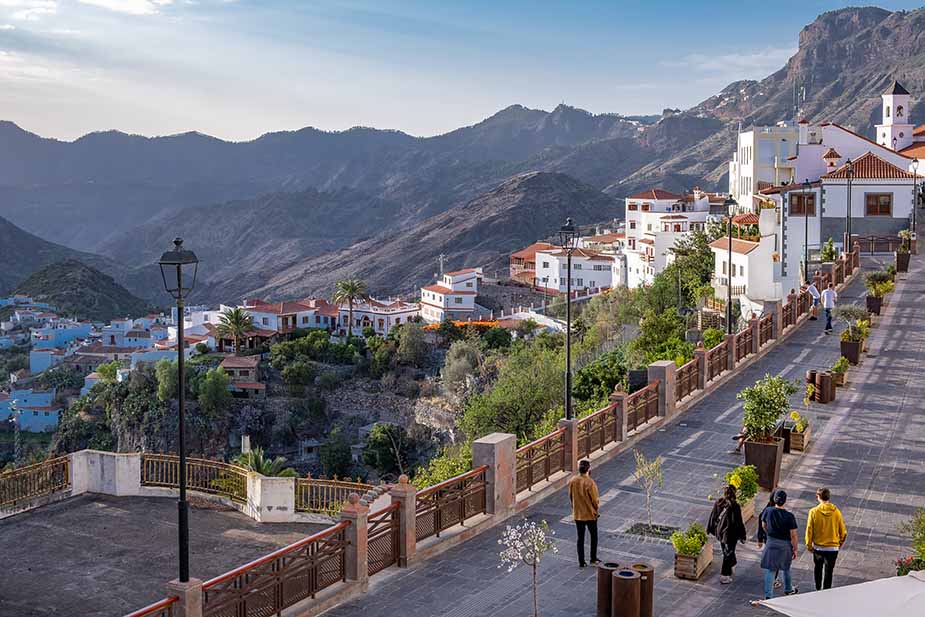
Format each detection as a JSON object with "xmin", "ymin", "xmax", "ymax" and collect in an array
[
  {"xmin": 858, "ymin": 319, "xmax": 871, "ymax": 353},
  {"xmin": 820, "ymin": 237, "xmax": 838, "ymax": 263},
  {"xmin": 671, "ymin": 522, "xmax": 711, "ymax": 580},
  {"xmin": 725, "ymin": 464, "xmax": 759, "ymax": 522},
  {"xmin": 830, "ymin": 356, "xmax": 849, "ymax": 386},
  {"xmin": 864, "ymin": 271, "xmax": 892, "ymax": 315},
  {"xmin": 886, "ymin": 263, "xmax": 897, "ymax": 282},
  {"xmin": 833, "ymin": 304, "xmax": 868, "ymax": 365},
  {"xmin": 897, "ymin": 230, "xmax": 912, "ymax": 272},
  {"xmin": 789, "ymin": 410, "xmax": 810, "ymax": 452},
  {"xmin": 738, "ymin": 374, "xmax": 799, "ymax": 490}
]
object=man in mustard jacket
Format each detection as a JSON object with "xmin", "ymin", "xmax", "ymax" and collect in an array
[
  {"xmin": 568, "ymin": 459, "xmax": 600, "ymax": 567},
  {"xmin": 805, "ymin": 487, "xmax": 848, "ymax": 590}
]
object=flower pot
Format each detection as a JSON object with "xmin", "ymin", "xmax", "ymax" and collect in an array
[
  {"xmin": 744, "ymin": 438, "xmax": 784, "ymax": 491},
  {"xmin": 841, "ymin": 340, "xmax": 862, "ymax": 365},
  {"xmin": 832, "ymin": 372, "xmax": 845, "ymax": 387},
  {"xmin": 790, "ymin": 425, "xmax": 811, "ymax": 452},
  {"xmin": 896, "ymin": 251, "xmax": 910, "ymax": 273},
  {"xmin": 674, "ymin": 540, "xmax": 712, "ymax": 580},
  {"xmin": 866, "ymin": 295, "xmax": 882, "ymax": 315},
  {"xmin": 740, "ymin": 497, "xmax": 756, "ymax": 523}
]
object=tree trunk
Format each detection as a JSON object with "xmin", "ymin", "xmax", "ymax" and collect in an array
[
  {"xmin": 347, "ymin": 300, "xmax": 354, "ymax": 343},
  {"xmin": 532, "ymin": 562, "xmax": 539, "ymax": 617}
]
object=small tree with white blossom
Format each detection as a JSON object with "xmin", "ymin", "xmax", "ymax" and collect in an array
[{"xmin": 498, "ymin": 519, "xmax": 558, "ymax": 617}]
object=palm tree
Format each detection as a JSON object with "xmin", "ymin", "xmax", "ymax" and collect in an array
[
  {"xmin": 332, "ymin": 278, "xmax": 369, "ymax": 343},
  {"xmin": 234, "ymin": 447, "xmax": 298, "ymax": 477},
  {"xmin": 217, "ymin": 307, "xmax": 253, "ymax": 355}
]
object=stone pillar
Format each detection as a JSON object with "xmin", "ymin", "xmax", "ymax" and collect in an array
[
  {"xmin": 247, "ymin": 474, "xmax": 296, "ymax": 523},
  {"xmin": 608, "ymin": 388, "xmax": 628, "ymax": 443},
  {"xmin": 647, "ymin": 360, "xmax": 675, "ymax": 418},
  {"xmin": 786, "ymin": 293, "xmax": 797, "ymax": 328},
  {"xmin": 750, "ymin": 317, "xmax": 760, "ymax": 354},
  {"xmin": 340, "ymin": 493, "xmax": 369, "ymax": 583},
  {"xmin": 389, "ymin": 476, "xmax": 417, "ymax": 567},
  {"xmin": 557, "ymin": 418, "xmax": 581, "ymax": 472},
  {"xmin": 166, "ymin": 578, "xmax": 203, "ymax": 617},
  {"xmin": 472, "ymin": 433, "xmax": 516, "ymax": 516},
  {"xmin": 693, "ymin": 344, "xmax": 707, "ymax": 390},
  {"xmin": 769, "ymin": 300, "xmax": 783, "ymax": 339},
  {"xmin": 725, "ymin": 333, "xmax": 736, "ymax": 370}
]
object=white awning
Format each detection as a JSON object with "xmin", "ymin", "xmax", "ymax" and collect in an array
[{"xmin": 762, "ymin": 571, "xmax": 925, "ymax": 617}]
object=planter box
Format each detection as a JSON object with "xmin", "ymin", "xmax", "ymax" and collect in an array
[
  {"xmin": 740, "ymin": 497, "xmax": 756, "ymax": 523},
  {"xmin": 832, "ymin": 372, "xmax": 846, "ymax": 387},
  {"xmin": 790, "ymin": 425, "xmax": 811, "ymax": 452},
  {"xmin": 745, "ymin": 438, "xmax": 784, "ymax": 491},
  {"xmin": 896, "ymin": 251, "xmax": 910, "ymax": 273},
  {"xmin": 841, "ymin": 340, "xmax": 862, "ymax": 365},
  {"xmin": 866, "ymin": 295, "xmax": 882, "ymax": 315},
  {"xmin": 674, "ymin": 540, "xmax": 712, "ymax": 580}
]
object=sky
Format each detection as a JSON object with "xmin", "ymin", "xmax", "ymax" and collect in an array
[{"xmin": 0, "ymin": 0, "xmax": 922, "ymax": 141}]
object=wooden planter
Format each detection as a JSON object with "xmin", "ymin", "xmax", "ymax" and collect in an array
[
  {"xmin": 841, "ymin": 340, "xmax": 862, "ymax": 365},
  {"xmin": 674, "ymin": 540, "xmax": 712, "ymax": 580},
  {"xmin": 896, "ymin": 251, "xmax": 910, "ymax": 273},
  {"xmin": 740, "ymin": 497, "xmax": 756, "ymax": 523},
  {"xmin": 790, "ymin": 425, "xmax": 810, "ymax": 452},
  {"xmin": 832, "ymin": 371, "xmax": 846, "ymax": 387},
  {"xmin": 745, "ymin": 438, "xmax": 784, "ymax": 491},
  {"xmin": 866, "ymin": 295, "xmax": 882, "ymax": 315}
]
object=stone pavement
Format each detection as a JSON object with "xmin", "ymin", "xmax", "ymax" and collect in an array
[{"xmin": 323, "ymin": 257, "xmax": 925, "ymax": 617}]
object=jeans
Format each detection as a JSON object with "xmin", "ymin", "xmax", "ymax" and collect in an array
[
  {"xmin": 575, "ymin": 520, "xmax": 598, "ymax": 565},
  {"xmin": 720, "ymin": 540, "xmax": 738, "ymax": 576},
  {"xmin": 764, "ymin": 568, "xmax": 792, "ymax": 598},
  {"xmin": 813, "ymin": 550, "xmax": 838, "ymax": 590},
  {"xmin": 825, "ymin": 308, "xmax": 833, "ymax": 330}
]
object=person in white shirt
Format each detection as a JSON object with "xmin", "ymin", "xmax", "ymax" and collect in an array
[
  {"xmin": 820, "ymin": 283, "xmax": 837, "ymax": 333},
  {"xmin": 805, "ymin": 280, "xmax": 821, "ymax": 320}
]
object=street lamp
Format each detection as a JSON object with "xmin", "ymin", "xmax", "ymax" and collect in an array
[
  {"xmin": 802, "ymin": 179, "xmax": 812, "ymax": 284},
  {"xmin": 158, "ymin": 238, "xmax": 199, "ymax": 583},
  {"xmin": 912, "ymin": 158, "xmax": 919, "ymax": 240},
  {"xmin": 845, "ymin": 158, "xmax": 854, "ymax": 251},
  {"xmin": 558, "ymin": 218, "xmax": 579, "ymax": 421},
  {"xmin": 723, "ymin": 195, "xmax": 738, "ymax": 334}
]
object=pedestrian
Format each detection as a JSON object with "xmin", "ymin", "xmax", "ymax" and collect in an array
[
  {"xmin": 568, "ymin": 459, "xmax": 600, "ymax": 568},
  {"xmin": 750, "ymin": 489, "xmax": 799, "ymax": 606},
  {"xmin": 806, "ymin": 487, "xmax": 847, "ymax": 590},
  {"xmin": 707, "ymin": 484, "xmax": 747, "ymax": 584},
  {"xmin": 821, "ymin": 282, "xmax": 837, "ymax": 333},
  {"xmin": 756, "ymin": 495, "xmax": 783, "ymax": 590},
  {"xmin": 805, "ymin": 279, "xmax": 821, "ymax": 320}
]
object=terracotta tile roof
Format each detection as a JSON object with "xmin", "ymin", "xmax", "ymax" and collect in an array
[
  {"xmin": 820, "ymin": 123, "xmax": 913, "ymax": 160},
  {"xmin": 422, "ymin": 284, "xmax": 452, "ymax": 294},
  {"xmin": 444, "ymin": 268, "xmax": 479, "ymax": 277},
  {"xmin": 759, "ymin": 181, "xmax": 821, "ymax": 195},
  {"xmin": 822, "ymin": 151, "xmax": 914, "ymax": 180},
  {"xmin": 914, "ymin": 125, "xmax": 925, "ymax": 136},
  {"xmin": 709, "ymin": 238, "xmax": 761, "ymax": 255},
  {"xmin": 542, "ymin": 247, "xmax": 613, "ymax": 261},
  {"xmin": 230, "ymin": 381, "xmax": 265, "ymax": 391},
  {"xmin": 638, "ymin": 238, "xmax": 655, "ymax": 245},
  {"xmin": 660, "ymin": 214, "xmax": 688, "ymax": 220},
  {"xmin": 242, "ymin": 328, "xmax": 277, "ymax": 338},
  {"xmin": 626, "ymin": 188, "xmax": 683, "ymax": 201},
  {"xmin": 899, "ymin": 142, "xmax": 925, "ymax": 159},
  {"xmin": 584, "ymin": 233, "xmax": 625, "ymax": 242},
  {"xmin": 822, "ymin": 147, "xmax": 842, "ymax": 159},
  {"xmin": 220, "ymin": 355, "xmax": 260, "ymax": 369},
  {"xmin": 511, "ymin": 242, "xmax": 556, "ymax": 260},
  {"xmin": 732, "ymin": 213, "xmax": 760, "ymax": 225}
]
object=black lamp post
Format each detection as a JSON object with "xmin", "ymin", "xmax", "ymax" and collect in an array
[
  {"xmin": 802, "ymin": 178, "xmax": 812, "ymax": 284},
  {"xmin": 723, "ymin": 195, "xmax": 738, "ymax": 334},
  {"xmin": 558, "ymin": 218, "xmax": 579, "ymax": 420},
  {"xmin": 158, "ymin": 238, "xmax": 199, "ymax": 583},
  {"xmin": 845, "ymin": 159, "xmax": 854, "ymax": 251},
  {"xmin": 912, "ymin": 158, "xmax": 918, "ymax": 238}
]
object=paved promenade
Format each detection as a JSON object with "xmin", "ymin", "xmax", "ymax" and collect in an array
[{"xmin": 324, "ymin": 256, "xmax": 925, "ymax": 617}]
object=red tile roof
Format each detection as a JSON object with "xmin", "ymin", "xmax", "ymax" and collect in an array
[
  {"xmin": 914, "ymin": 125, "xmax": 925, "ymax": 136},
  {"xmin": 542, "ymin": 247, "xmax": 613, "ymax": 261},
  {"xmin": 822, "ymin": 151, "xmax": 914, "ymax": 180},
  {"xmin": 422, "ymin": 284, "xmax": 452, "ymax": 294},
  {"xmin": 732, "ymin": 213, "xmax": 760, "ymax": 225},
  {"xmin": 584, "ymin": 233, "xmax": 625, "ymax": 242},
  {"xmin": 230, "ymin": 381, "xmax": 265, "ymax": 391},
  {"xmin": 899, "ymin": 142, "xmax": 925, "ymax": 159},
  {"xmin": 820, "ymin": 123, "xmax": 913, "ymax": 160},
  {"xmin": 220, "ymin": 356, "xmax": 260, "ymax": 369},
  {"xmin": 709, "ymin": 238, "xmax": 761, "ymax": 255},
  {"xmin": 511, "ymin": 242, "xmax": 556, "ymax": 260},
  {"xmin": 444, "ymin": 268, "xmax": 479, "ymax": 277},
  {"xmin": 660, "ymin": 214, "xmax": 688, "ymax": 220},
  {"xmin": 822, "ymin": 147, "xmax": 842, "ymax": 159},
  {"xmin": 759, "ymin": 181, "xmax": 821, "ymax": 195},
  {"xmin": 626, "ymin": 188, "xmax": 683, "ymax": 201}
]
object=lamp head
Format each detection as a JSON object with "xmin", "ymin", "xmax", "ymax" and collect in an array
[
  {"xmin": 558, "ymin": 217, "xmax": 579, "ymax": 251},
  {"xmin": 158, "ymin": 238, "xmax": 199, "ymax": 301}
]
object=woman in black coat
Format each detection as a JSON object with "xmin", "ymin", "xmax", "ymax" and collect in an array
[{"xmin": 707, "ymin": 484, "xmax": 748, "ymax": 584}]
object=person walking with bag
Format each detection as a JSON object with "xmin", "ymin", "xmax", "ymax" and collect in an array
[
  {"xmin": 707, "ymin": 484, "xmax": 747, "ymax": 584},
  {"xmin": 806, "ymin": 487, "xmax": 847, "ymax": 590},
  {"xmin": 568, "ymin": 459, "xmax": 600, "ymax": 568},
  {"xmin": 821, "ymin": 282, "xmax": 838, "ymax": 333},
  {"xmin": 751, "ymin": 489, "xmax": 799, "ymax": 606}
]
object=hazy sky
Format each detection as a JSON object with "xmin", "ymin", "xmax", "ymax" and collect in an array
[{"xmin": 0, "ymin": 1, "xmax": 921, "ymax": 141}]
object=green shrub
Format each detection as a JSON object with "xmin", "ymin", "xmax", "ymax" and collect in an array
[
  {"xmin": 831, "ymin": 356, "xmax": 849, "ymax": 374},
  {"xmin": 820, "ymin": 238, "xmax": 838, "ymax": 262},
  {"xmin": 317, "ymin": 372, "xmax": 339, "ymax": 391},
  {"xmin": 412, "ymin": 443, "xmax": 472, "ymax": 489},
  {"xmin": 671, "ymin": 522, "xmax": 708, "ymax": 556},
  {"xmin": 724, "ymin": 464, "xmax": 759, "ymax": 504},
  {"xmin": 738, "ymin": 374, "xmax": 799, "ymax": 441},
  {"xmin": 702, "ymin": 327, "xmax": 725, "ymax": 351}
]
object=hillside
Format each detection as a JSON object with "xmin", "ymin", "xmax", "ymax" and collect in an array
[
  {"xmin": 13, "ymin": 260, "xmax": 151, "ymax": 322},
  {"xmin": 246, "ymin": 172, "xmax": 618, "ymax": 299}
]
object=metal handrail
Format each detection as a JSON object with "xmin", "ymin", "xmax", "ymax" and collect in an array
[
  {"xmin": 417, "ymin": 465, "xmax": 489, "ymax": 500},
  {"xmin": 123, "ymin": 597, "xmax": 178, "ymax": 617}
]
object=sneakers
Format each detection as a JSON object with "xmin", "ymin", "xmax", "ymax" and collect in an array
[
  {"xmin": 590, "ymin": 559, "xmax": 602, "ymax": 565},
  {"xmin": 720, "ymin": 575, "xmax": 733, "ymax": 584},
  {"xmin": 579, "ymin": 562, "xmax": 587, "ymax": 568},
  {"xmin": 785, "ymin": 587, "xmax": 799, "ymax": 596},
  {"xmin": 774, "ymin": 578, "xmax": 783, "ymax": 589}
]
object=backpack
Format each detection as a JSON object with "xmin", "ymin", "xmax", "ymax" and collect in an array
[{"xmin": 715, "ymin": 503, "xmax": 733, "ymax": 540}]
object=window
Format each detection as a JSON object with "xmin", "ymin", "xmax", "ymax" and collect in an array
[
  {"xmin": 262, "ymin": 317, "xmax": 269, "ymax": 325},
  {"xmin": 641, "ymin": 204, "xmax": 650, "ymax": 212},
  {"xmin": 593, "ymin": 264, "xmax": 603, "ymax": 271},
  {"xmin": 589, "ymin": 280, "xmax": 596, "ymax": 287},
  {"xmin": 722, "ymin": 261, "xmax": 727, "ymax": 275},
  {"xmin": 454, "ymin": 297, "xmax": 463, "ymax": 304},
  {"xmin": 465, "ymin": 282, "xmax": 473, "ymax": 287},
  {"xmin": 629, "ymin": 222, "xmax": 636, "ymax": 230},
  {"xmin": 886, "ymin": 106, "xmax": 891, "ymax": 118},
  {"xmin": 673, "ymin": 224, "xmax": 682, "ymax": 232},
  {"xmin": 395, "ymin": 317, "xmax": 401, "ymax": 324},
  {"xmin": 628, "ymin": 203, "xmax": 638, "ymax": 211},
  {"xmin": 541, "ymin": 261, "xmax": 549, "ymax": 268},
  {"xmin": 315, "ymin": 315, "xmax": 320, "ymax": 323},
  {"xmin": 577, "ymin": 278, "xmax": 583, "ymax": 286},
  {"xmin": 302, "ymin": 316, "xmax": 309, "ymax": 324},
  {"xmin": 240, "ymin": 370, "xmax": 249, "ymax": 377},
  {"xmin": 739, "ymin": 265, "xmax": 744, "ymax": 276},
  {"xmin": 574, "ymin": 263, "xmax": 582, "ymax": 270},
  {"xmin": 647, "ymin": 224, "xmax": 652, "ymax": 231},
  {"xmin": 789, "ymin": 193, "xmax": 815, "ymax": 216},
  {"xmin": 662, "ymin": 223, "xmax": 670, "ymax": 232},
  {"xmin": 865, "ymin": 193, "xmax": 892, "ymax": 216}
]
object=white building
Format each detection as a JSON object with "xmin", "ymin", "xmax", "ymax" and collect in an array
[
  {"xmin": 709, "ymin": 209, "xmax": 781, "ymax": 302},
  {"xmin": 338, "ymin": 298, "xmax": 420, "ymax": 336},
  {"xmin": 534, "ymin": 248, "xmax": 616, "ymax": 295},
  {"xmin": 420, "ymin": 268, "xmax": 482, "ymax": 324}
]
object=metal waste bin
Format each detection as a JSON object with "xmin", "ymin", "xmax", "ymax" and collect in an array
[
  {"xmin": 631, "ymin": 563, "xmax": 654, "ymax": 617},
  {"xmin": 612, "ymin": 568, "xmax": 641, "ymax": 617},
  {"xmin": 596, "ymin": 562, "xmax": 621, "ymax": 617}
]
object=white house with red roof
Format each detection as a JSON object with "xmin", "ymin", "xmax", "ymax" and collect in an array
[
  {"xmin": 219, "ymin": 355, "xmax": 265, "ymax": 399},
  {"xmin": 509, "ymin": 242, "xmax": 555, "ymax": 285},
  {"xmin": 338, "ymin": 297, "xmax": 420, "ymax": 334},
  {"xmin": 709, "ymin": 209, "xmax": 780, "ymax": 303},
  {"xmin": 420, "ymin": 268, "xmax": 482, "ymax": 324},
  {"xmin": 533, "ymin": 248, "xmax": 616, "ymax": 295}
]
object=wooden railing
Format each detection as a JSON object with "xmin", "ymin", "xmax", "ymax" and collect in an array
[
  {"xmin": 734, "ymin": 329, "xmax": 752, "ymax": 362},
  {"xmin": 415, "ymin": 466, "xmax": 488, "ymax": 542},
  {"xmin": 367, "ymin": 503, "xmax": 400, "ymax": 576},
  {"xmin": 625, "ymin": 381, "xmax": 659, "ymax": 433},
  {"xmin": 675, "ymin": 358, "xmax": 699, "ymax": 402},
  {"xmin": 516, "ymin": 428, "xmax": 568, "ymax": 493},
  {"xmin": 295, "ymin": 477, "xmax": 373, "ymax": 514},
  {"xmin": 202, "ymin": 521, "xmax": 350, "ymax": 617},
  {"xmin": 124, "ymin": 597, "xmax": 178, "ymax": 617},
  {"xmin": 0, "ymin": 456, "xmax": 70, "ymax": 510},
  {"xmin": 140, "ymin": 454, "xmax": 248, "ymax": 503},
  {"xmin": 576, "ymin": 404, "xmax": 621, "ymax": 460},
  {"xmin": 856, "ymin": 235, "xmax": 903, "ymax": 254},
  {"xmin": 706, "ymin": 341, "xmax": 727, "ymax": 382},
  {"xmin": 782, "ymin": 301, "xmax": 795, "ymax": 329},
  {"xmin": 759, "ymin": 314, "xmax": 773, "ymax": 346}
]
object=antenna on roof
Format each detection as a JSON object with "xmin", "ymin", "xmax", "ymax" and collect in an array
[{"xmin": 437, "ymin": 253, "xmax": 447, "ymax": 276}]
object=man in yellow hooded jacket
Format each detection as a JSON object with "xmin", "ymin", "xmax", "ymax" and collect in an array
[{"xmin": 805, "ymin": 487, "xmax": 848, "ymax": 590}]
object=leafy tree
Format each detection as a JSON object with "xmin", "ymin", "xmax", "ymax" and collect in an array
[
  {"xmin": 363, "ymin": 422, "xmax": 408, "ymax": 476},
  {"xmin": 317, "ymin": 372, "xmax": 339, "ymax": 391},
  {"xmin": 195, "ymin": 342, "xmax": 210, "ymax": 355},
  {"xmin": 362, "ymin": 325, "xmax": 376, "ymax": 338},
  {"xmin": 737, "ymin": 374, "xmax": 799, "ymax": 441},
  {"xmin": 234, "ymin": 447, "xmax": 297, "ymax": 477},
  {"xmin": 155, "ymin": 358, "xmax": 179, "ymax": 402},
  {"xmin": 482, "ymin": 326, "xmax": 512, "ymax": 350},
  {"xmin": 320, "ymin": 426, "xmax": 353, "ymax": 478},
  {"xmin": 396, "ymin": 322, "xmax": 428, "ymax": 367},
  {"xmin": 436, "ymin": 320, "xmax": 464, "ymax": 346},
  {"xmin": 514, "ymin": 319, "xmax": 540, "ymax": 339},
  {"xmin": 441, "ymin": 339, "xmax": 483, "ymax": 395},
  {"xmin": 633, "ymin": 449, "xmax": 664, "ymax": 530},
  {"xmin": 282, "ymin": 361, "xmax": 315, "ymax": 395},
  {"xmin": 370, "ymin": 340, "xmax": 397, "ymax": 378},
  {"xmin": 573, "ymin": 347, "xmax": 627, "ymax": 403},
  {"xmin": 217, "ymin": 307, "xmax": 254, "ymax": 355},
  {"xmin": 630, "ymin": 310, "xmax": 694, "ymax": 366},
  {"xmin": 412, "ymin": 443, "xmax": 472, "ymax": 489},
  {"xmin": 332, "ymin": 278, "xmax": 369, "ymax": 343},
  {"xmin": 702, "ymin": 327, "xmax": 725, "ymax": 351},
  {"xmin": 36, "ymin": 367, "xmax": 83, "ymax": 390},
  {"xmin": 96, "ymin": 360, "xmax": 121, "ymax": 383},
  {"xmin": 196, "ymin": 367, "xmax": 232, "ymax": 420}
]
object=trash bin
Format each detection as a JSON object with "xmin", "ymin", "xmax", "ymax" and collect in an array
[
  {"xmin": 631, "ymin": 563, "xmax": 654, "ymax": 617},
  {"xmin": 611, "ymin": 568, "xmax": 641, "ymax": 617},
  {"xmin": 596, "ymin": 562, "xmax": 621, "ymax": 617}
]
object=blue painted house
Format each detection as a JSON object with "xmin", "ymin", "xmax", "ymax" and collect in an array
[{"xmin": 0, "ymin": 388, "xmax": 62, "ymax": 432}]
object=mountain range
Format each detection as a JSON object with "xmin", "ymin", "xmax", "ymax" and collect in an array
[{"xmin": 0, "ymin": 6, "xmax": 921, "ymax": 303}]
